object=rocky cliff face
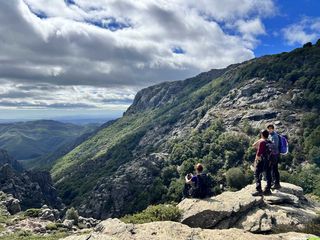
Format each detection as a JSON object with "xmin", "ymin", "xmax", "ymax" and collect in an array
[
  {"xmin": 0, "ymin": 149, "xmax": 63, "ymax": 210},
  {"xmin": 52, "ymin": 43, "xmax": 320, "ymax": 219}
]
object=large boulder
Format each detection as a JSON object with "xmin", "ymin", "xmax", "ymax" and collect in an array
[
  {"xmin": 62, "ymin": 218, "xmax": 316, "ymax": 240},
  {"xmin": 0, "ymin": 191, "xmax": 21, "ymax": 214},
  {"xmin": 178, "ymin": 182, "xmax": 320, "ymax": 233}
]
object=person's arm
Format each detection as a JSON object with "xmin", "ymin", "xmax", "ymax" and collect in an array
[
  {"xmin": 185, "ymin": 174, "xmax": 193, "ymax": 184},
  {"xmin": 252, "ymin": 139, "xmax": 261, "ymax": 149}
]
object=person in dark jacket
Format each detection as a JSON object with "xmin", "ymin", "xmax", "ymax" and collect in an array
[
  {"xmin": 183, "ymin": 163, "xmax": 211, "ymax": 199},
  {"xmin": 267, "ymin": 124, "xmax": 281, "ymax": 189},
  {"xmin": 252, "ymin": 130, "xmax": 272, "ymax": 196}
]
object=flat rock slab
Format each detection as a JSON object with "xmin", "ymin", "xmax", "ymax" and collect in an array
[
  {"xmin": 178, "ymin": 185, "xmax": 263, "ymax": 228},
  {"xmin": 178, "ymin": 182, "xmax": 320, "ymax": 233},
  {"xmin": 62, "ymin": 219, "xmax": 316, "ymax": 240}
]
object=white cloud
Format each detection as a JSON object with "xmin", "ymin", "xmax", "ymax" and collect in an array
[
  {"xmin": 282, "ymin": 17, "xmax": 320, "ymax": 45},
  {"xmin": 0, "ymin": 0, "xmax": 275, "ymax": 111}
]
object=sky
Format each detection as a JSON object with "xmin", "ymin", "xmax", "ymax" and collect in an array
[{"xmin": 0, "ymin": 0, "xmax": 319, "ymax": 121}]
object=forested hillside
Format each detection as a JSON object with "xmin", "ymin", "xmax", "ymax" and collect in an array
[{"xmin": 0, "ymin": 120, "xmax": 97, "ymax": 169}]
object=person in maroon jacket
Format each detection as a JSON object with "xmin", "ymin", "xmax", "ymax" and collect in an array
[{"xmin": 252, "ymin": 129, "xmax": 272, "ymax": 196}]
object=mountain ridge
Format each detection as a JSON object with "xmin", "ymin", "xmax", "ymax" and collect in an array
[{"xmin": 51, "ymin": 41, "xmax": 320, "ymax": 219}]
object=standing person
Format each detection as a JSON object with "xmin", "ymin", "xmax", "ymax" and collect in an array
[
  {"xmin": 267, "ymin": 124, "xmax": 281, "ymax": 189},
  {"xmin": 252, "ymin": 130, "xmax": 272, "ymax": 196},
  {"xmin": 183, "ymin": 163, "xmax": 211, "ymax": 199}
]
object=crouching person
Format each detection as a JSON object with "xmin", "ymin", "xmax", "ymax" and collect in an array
[
  {"xmin": 252, "ymin": 130, "xmax": 272, "ymax": 196},
  {"xmin": 183, "ymin": 163, "xmax": 211, "ymax": 199}
]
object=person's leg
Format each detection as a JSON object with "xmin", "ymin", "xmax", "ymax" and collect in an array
[
  {"xmin": 253, "ymin": 160, "xmax": 263, "ymax": 196},
  {"xmin": 264, "ymin": 163, "xmax": 272, "ymax": 194},
  {"xmin": 274, "ymin": 154, "xmax": 280, "ymax": 186},
  {"xmin": 271, "ymin": 154, "xmax": 281, "ymax": 189},
  {"xmin": 183, "ymin": 184, "xmax": 191, "ymax": 198}
]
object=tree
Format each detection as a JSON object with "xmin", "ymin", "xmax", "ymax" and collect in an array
[{"xmin": 226, "ymin": 167, "xmax": 247, "ymax": 190}]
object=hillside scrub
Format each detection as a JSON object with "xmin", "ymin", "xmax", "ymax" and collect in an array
[{"xmin": 121, "ymin": 204, "xmax": 182, "ymax": 224}]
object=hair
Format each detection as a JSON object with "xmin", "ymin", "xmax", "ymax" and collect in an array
[
  {"xmin": 267, "ymin": 124, "xmax": 275, "ymax": 129},
  {"xmin": 195, "ymin": 163, "xmax": 203, "ymax": 172},
  {"xmin": 261, "ymin": 129, "xmax": 269, "ymax": 139}
]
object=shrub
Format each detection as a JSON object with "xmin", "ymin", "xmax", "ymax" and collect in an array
[
  {"xmin": 166, "ymin": 178, "xmax": 184, "ymax": 202},
  {"xmin": 308, "ymin": 147, "xmax": 320, "ymax": 166},
  {"xmin": 24, "ymin": 208, "xmax": 42, "ymax": 218},
  {"xmin": 121, "ymin": 204, "xmax": 182, "ymax": 224},
  {"xmin": 65, "ymin": 207, "xmax": 79, "ymax": 224},
  {"xmin": 45, "ymin": 223, "xmax": 58, "ymax": 231},
  {"xmin": 226, "ymin": 167, "xmax": 247, "ymax": 190}
]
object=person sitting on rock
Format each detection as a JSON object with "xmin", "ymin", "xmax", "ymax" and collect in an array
[
  {"xmin": 183, "ymin": 163, "xmax": 211, "ymax": 199},
  {"xmin": 252, "ymin": 130, "xmax": 272, "ymax": 196}
]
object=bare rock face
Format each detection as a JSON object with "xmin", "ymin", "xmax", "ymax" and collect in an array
[
  {"xmin": 178, "ymin": 182, "xmax": 320, "ymax": 233},
  {"xmin": 62, "ymin": 218, "xmax": 316, "ymax": 240},
  {"xmin": 0, "ymin": 191, "xmax": 21, "ymax": 215},
  {"xmin": 195, "ymin": 78, "xmax": 303, "ymax": 134},
  {"xmin": 0, "ymin": 149, "xmax": 64, "ymax": 210},
  {"xmin": 79, "ymin": 153, "xmax": 165, "ymax": 219}
]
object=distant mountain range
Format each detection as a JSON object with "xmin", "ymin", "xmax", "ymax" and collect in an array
[{"xmin": 0, "ymin": 120, "xmax": 98, "ymax": 169}]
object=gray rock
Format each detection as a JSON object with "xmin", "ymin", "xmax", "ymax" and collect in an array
[
  {"xmin": 178, "ymin": 182, "xmax": 320, "ymax": 233},
  {"xmin": 63, "ymin": 219, "xmax": 75, "ymax": 230},
  {"xmin": 62, "ymin": 219, "xmax": 317, "ymax": 240},
  {"xmin": 2, "ymin": 195, "xmax": 21, "ymax": 214},
  {"xmin": 78, "ymin": 216, "xmax": 100, "ymax": 228},
  {"xmin": 40, "ymin": 208, "xmax": 56, "ymax": 221}
]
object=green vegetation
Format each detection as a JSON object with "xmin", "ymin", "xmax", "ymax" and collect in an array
[
  {"xmin": 24, "ymin": 209, "xmax": 42, "ymax": 218},
  {"xmin": 0, "ymin": 230, "xmax": 70, "ymax": 240},
  {"xmin": 45, "ymin": 223, "xmax": 58, "ymax": 231},
  {"xmin": 65, "ymin": 207, "xmax": 79, "ymax": 225},
  {"xmin": 121, "ymin": 204, "xmax": 182, "ymax": 224},
  {"xmin": 0, "ymin": 120, "xmax": 97, "ymax": 169},
  {"xmin": 226, "ymin": 167, "xmax": 253, "ymax": 190}
]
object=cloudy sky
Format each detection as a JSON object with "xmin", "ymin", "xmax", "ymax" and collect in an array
[{"xmin": 0, "ymin": 0, "xmax": 319, "ymax": 120}]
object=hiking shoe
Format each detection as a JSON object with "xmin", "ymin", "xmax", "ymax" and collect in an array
[
  {"xmin": 263, "ymin": 189, "xmax": 272, "ymax": 196},
  {"xmin": 271, "ymin": 184, "xmax": 282, "ymax": 190},
  {"xmin": 252, "ymin": 191, "xmax": 263, "ymax": 197}
]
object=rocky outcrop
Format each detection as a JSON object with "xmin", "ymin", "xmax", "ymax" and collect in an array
[
  {"xmin": 195, "ymin": 78, "xmax": 303, "ymax": 133},
  {"xmin": 62, "ymin": 218, "xmax": 316, "ymax": 240},
  {"xmin": 0, "ymin": 191, "xmax": 21, "ymax": 215},
  {"xmin": 178, "ymin": 182, "xmax": 320, "ymax": 233},
  {"xmin": 0, "ymin": 150, "xmax": 63, "ymax": 210},
  {"xmin": 0, "ymin": 149, "xmax": 23, "ymax": 172},
  {"xmin": 125, "ymin": 68, "xmax": 227, "ymax": 115},
  {"xmin": 79, "ymin": 153, "xmax": 166, "ymax": 219}
]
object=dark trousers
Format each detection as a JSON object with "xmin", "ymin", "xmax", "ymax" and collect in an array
[
  {"xmin": 254, "ymin": 159, "xmax": 271, "ymax": 192},
  {"xmin": 183, "ymin": 184, "xmax": 191, "ymax": 198},
  {"xmin": 270, "ymin": 154, "xmax": 280, "ymax": 185}
]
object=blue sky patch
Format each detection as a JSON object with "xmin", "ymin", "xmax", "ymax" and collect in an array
[
  {"xmin": 86, "ymin": 17, "xmax": 131, "ymax": 31},
  {"xmin": 64, "ymin": 0, "xmax": 76, "ymax": 6},
  {"xmin": 172, "ymin": 46, "xmax": 185, "ymax": 54}
]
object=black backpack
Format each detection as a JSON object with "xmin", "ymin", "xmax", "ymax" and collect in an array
[
  {"xmin": 264, "ymin": 139, "xmax": 277, "ymax": 163},
  {"xmin": 191, "ymin": 173, "xmax": 211, "ymax": 199}
]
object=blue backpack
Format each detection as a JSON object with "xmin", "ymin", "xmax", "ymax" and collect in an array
[{"xmin": 278, "ymin": 134, "xmax": 289, "ymax": 155}]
